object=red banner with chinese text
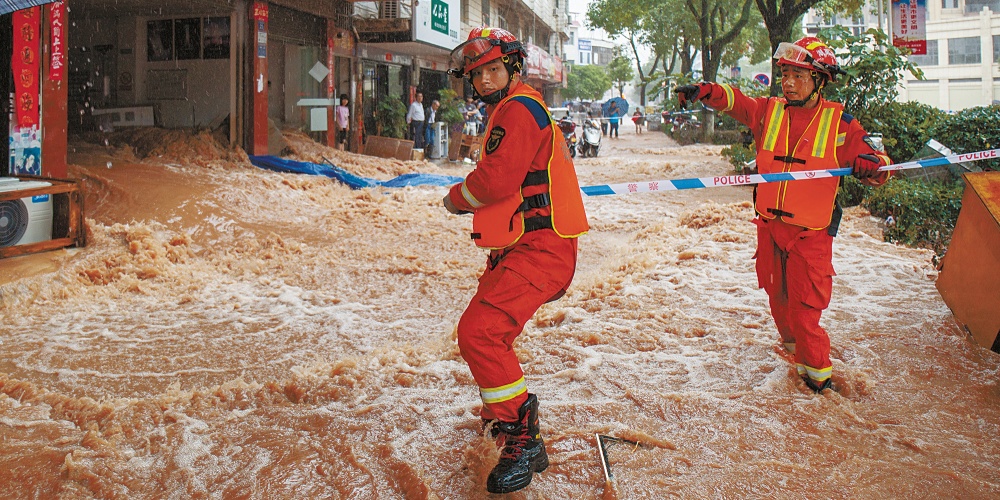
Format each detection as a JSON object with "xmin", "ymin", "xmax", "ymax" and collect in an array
[
  {"xmin": 50, "ymin": 1, "xmax": 66, "ymax": 81},
  {"xmin": 13, "ymin": 7, "xmax": 41, "ymax": 128},
  {"xmin": 892, "ymin": 0, "xmax": 927, "ymax": 56}
]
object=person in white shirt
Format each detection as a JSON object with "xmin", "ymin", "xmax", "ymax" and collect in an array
[{"xmin": 406, "ymin": 92, "xmax": 426, "ymax": 149}]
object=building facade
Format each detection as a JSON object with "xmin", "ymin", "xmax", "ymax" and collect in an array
[
  {"xmin": 805, "ymin": 0, "xmax": 1000, "ymax": 111},
  {"xmin": 4, "ymin": 0, "xmax": 568, "ymax": 179},
  {"xmin": 900, "ymin": 3, "xmax": 999, "ymax": 110}
]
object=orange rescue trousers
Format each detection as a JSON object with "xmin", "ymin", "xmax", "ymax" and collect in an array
[
  {"xmin": 753, "ymin": 217, "xmax": 835, "ymax": 384},
  {"xmin": 457, "ymin": 231, "xmax": 578, "ymax": 422}
]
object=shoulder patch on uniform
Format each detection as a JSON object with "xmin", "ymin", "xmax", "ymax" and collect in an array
[
  {"xmin": 862, "ymin": 135, "xmax": 880, "ymax": 152},
  {"xmin": 485, "ymin": 126, "xmax": 506, "ymax": 155},
  {"xmin": 509, "ymin": 95, "xmax": 551, "ymax": 130},
  {"xmin": 841, "ymin": 113, "xmax": 854, "ymax": 124}
]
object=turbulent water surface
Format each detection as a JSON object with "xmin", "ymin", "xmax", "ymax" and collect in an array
[{"xmin": 1, "ymin": 127, "xmax": 998, "ymax": 499}]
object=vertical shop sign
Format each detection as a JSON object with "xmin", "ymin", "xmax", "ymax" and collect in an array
[
  {"xmin": 50, "ymin": 1, "xmax": 65, "ymax": 81},
  {"xmin": 431, "ymin": 0, "xmax": 449, "ymax": 35},
  {"xmin": 251, "ymin": 2, "xmax": 269, "ymax": 155},
  {"xmin": 892, "ymin": 0, "xmax": 927, "ymax": 55},
  {"xmin": 11, "ymin": 7, "xmax": 42, "ymax": 175},
  {"xmin": 13, "ymin": 7, "xmax": 41, "ymax": 129}
]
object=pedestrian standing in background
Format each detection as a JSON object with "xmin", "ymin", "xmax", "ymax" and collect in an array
[
  {"xmin": 425, "ymin": 99, "xmax": 440, "ymax": 157},
  {"xmin": 334, "ymin": 94, "xmax": 350, "ymax": 151},
  {"xmin": 632, "ymin": 109, "xmax": 644, "ymax": 134},
  {"xmin": 443, "ymin": 26, "xmax": 589, "ymax": 495},
  {"xmin": 608, "ymin": 113, "xmax": 619, "ymax": 138},
  {"xmin": 463, "ymin": 97, "xmax": 482, "ymax": 136},
  {"xmin": 676, "ymin": 36, "xmax": 892, "ymax": 393},
  {"xmin": 407, "ymin": 92, "xmax": 426, "ymax": 149}
]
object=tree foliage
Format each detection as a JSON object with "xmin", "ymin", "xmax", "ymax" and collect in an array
[
  {"xmin": 608, "ymin": 51, "xmax": 635, "ymax": 97},
  {"xmin": 588, "ymin": 0, "xmax": 664, "ymax": 104},
  {"xmin": 820, "ymin": 27, "xmax": 923, "ymax": 117},
  {"xmin": 565, "ymin": 64, "xmax": 614, "ymax": 101}
]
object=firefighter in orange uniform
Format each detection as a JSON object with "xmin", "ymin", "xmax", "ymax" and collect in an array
[
  {"xmin": 676, "ymin": 36, "xmax": 891, "ymax": 393},
  {"xmin": 443, "ymin": 26, "xmax": 589, "ymax": 494}
]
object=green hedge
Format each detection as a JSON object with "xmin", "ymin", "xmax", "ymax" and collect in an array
[
  {"xmin": 929, "ymin": 104, "xmax": 1000, "ymax": 171},
  {"xmin": 862, "ymin": 177, "xmax": 964, "ymax": 257}
]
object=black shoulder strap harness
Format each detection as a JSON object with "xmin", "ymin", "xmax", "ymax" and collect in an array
[{"xmin": 470, "ymin": 169, "xmax": 553, "ymax": 243}]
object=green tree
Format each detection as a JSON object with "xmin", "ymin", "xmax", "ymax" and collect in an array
[
  {"xmin": 684, "ymin": 0, "xmax": 757, "ymax": 137},
  {"xmin": 608, "ymin": 50, "xmax": 635, "ymax": 97},
  {"xmin": 564, "ymin": 64, "xmax": 613, "ymax": 101},
  {"xmin": 588, "ymin": 0, "xmax": 662, "ymax": 105},
  {"xmin": 755, "ymin": 0, "xmax": 868, "ymax": 95}
]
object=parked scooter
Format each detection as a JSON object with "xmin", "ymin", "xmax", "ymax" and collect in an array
[
  {"xmin": 578, "ymin": 117, "xmax": 602, "ymax": 158},
  {"xmin": 558, "ymin": 117, "xmax": 578, "ymax": 158}
]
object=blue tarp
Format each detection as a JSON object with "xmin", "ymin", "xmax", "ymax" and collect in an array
[
  {"xmin": 1, "ymin": 0, "xmax": 57, "ymax": 16},
  {"xmin": 248, "ymin": 155, "xmax": 463, "ymax": 189}
]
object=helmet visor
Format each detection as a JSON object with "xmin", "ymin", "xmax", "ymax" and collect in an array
[
  {"xmin": 449, "ymin": 37, "xmax": 500, "ymax": 75},
  {"xmin": 773, "ymin": 42, "xmax": 814, "ymax": 65}
]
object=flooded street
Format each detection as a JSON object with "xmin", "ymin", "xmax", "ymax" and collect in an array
[{"xmin": 2, "ymin": 125, "xmax": 998, "ymax": 498}]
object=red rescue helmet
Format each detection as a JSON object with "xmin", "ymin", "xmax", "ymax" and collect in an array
[
  {"xmin": 448, "ymin": 26, "xmax": 525, "ymax": 78},
  {"xmin": 773, "ymin": 36, "xmax": 843, "ymax": 82}
]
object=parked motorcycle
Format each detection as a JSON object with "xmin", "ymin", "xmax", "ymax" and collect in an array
[
  {"xmin": 578, "ymin": 118, "xmax": 602, "ymax": 158},
  {"xmin": 663, "ymin": 110, "xmax": 701, "ymax": 134},
  {"xmin": 558, "ymin": 118, "xmax": 578, "ymax": 158}
]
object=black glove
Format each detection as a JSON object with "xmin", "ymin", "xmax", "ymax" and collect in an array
[
  {"xmin": 676, "ymin": 83, "xmax": 712, "ymax": 109},
  {"xmin": 852, "ymin": 153, "xmax": 882, "ymax": 180}
]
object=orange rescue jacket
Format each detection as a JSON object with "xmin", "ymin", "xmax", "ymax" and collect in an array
[
  {"xmin": 755, "ymin": 98, "xmax": 843, "ymax": 230},
  {"xmin": 469, "ymin": 91, "xmax": 589, "ymax": 249}
]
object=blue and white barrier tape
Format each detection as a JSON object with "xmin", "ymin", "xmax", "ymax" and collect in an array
[{"xmin": 580, "ymin": 148, "xmax": 999, "ymax": 197}]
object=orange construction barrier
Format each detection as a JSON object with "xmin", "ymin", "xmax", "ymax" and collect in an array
[{"xmin": 936, "ymin": 171, "xmax": 1000, "ymax": 352}]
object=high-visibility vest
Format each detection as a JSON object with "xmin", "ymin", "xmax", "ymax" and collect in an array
[
  {"xmin": 470, "ymin": 91, "xmax": 589, "ymax": 249},
  {"xmin": 755, "ymin": 98, "xmax": 843, "ymax": 230}
]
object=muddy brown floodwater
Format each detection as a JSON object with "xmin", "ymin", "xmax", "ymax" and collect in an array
[{"xmin": 1, "ymin": 125, "xmax": 998, "ymax": 499}]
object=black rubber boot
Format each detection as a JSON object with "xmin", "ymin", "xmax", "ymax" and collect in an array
[
  {"xmin": 805, "ymin": 377, "xmax": 833, "ymax": 393},
  {"xmin": 486, "ymin": 394, "xmax": 549, "ymax": 494}
]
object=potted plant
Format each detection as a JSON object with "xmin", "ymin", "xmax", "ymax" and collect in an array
[{"xmin": 375, "ymin": 95, "xmax": 407, "ymax": 139}]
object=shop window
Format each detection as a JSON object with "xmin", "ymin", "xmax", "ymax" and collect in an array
[
  {"xmin": 174, "ymin": 19, "xmax": 201, "ymax": 60},
  {"xmin": 948, "ymin": 37, "xmax": 981, "ymax": 65},
  {"xmin": 203, "ymin": 17, "xmax": 231, "ymax": 60},
  {"xmin": 965, "ymin": 0, "xmax": 1000, "ymax": 13},
  {"xmin": 147, "ymin": 17, "xmax": 230, "ymax": 62}
]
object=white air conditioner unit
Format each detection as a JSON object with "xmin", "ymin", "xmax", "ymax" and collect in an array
[{"xmin": 0, "ymin": 179, "xmax": 54, "ymax": 247}]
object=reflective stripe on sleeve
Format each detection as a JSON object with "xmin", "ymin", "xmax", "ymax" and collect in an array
[
  {"xmin": 720, "ymin": 84, "xmax": 735, "ymax": 112},
  {"xmin": 461, "ymin": 182, "xmax": 485, "ymax": 209},
  {"xmin": 480, "ymin": 377, "xmax": 527, "ymax": 404},
  {"xmin": 836, "ymin": 132, "xmax": 846, "ymax": 146}
]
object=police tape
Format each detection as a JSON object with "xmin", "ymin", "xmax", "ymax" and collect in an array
[{"xmin": 579, "ymin": 148, "xmax": 1000, "ymax": 197}]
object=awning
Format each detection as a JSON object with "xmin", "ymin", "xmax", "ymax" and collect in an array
[{"xmin": 1, "ymin": 0, "xmax": 58, "ymax": 16}]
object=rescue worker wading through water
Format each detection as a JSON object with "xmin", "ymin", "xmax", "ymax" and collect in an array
[
  {"xmin": 443, "ymin": 26, "xmax": 589, "ymax": 494},
  {"xmin": 675, "ymin": 36, "xmax": 891, "ymax": 393}
]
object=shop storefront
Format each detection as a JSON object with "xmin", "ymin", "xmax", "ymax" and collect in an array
[{"xmin": 522, "ymin": 43, "xmax": 565, "ymax": 105}]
